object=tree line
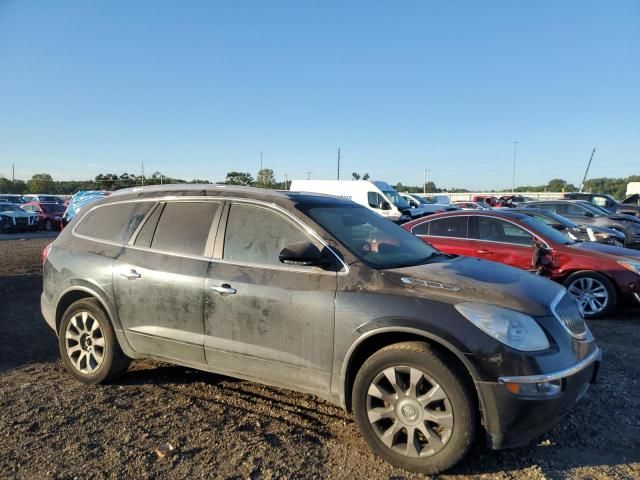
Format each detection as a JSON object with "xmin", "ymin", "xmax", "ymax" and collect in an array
[{"xmin": 1, "ymin": 171, "xmax": 638, "ymax": 200}]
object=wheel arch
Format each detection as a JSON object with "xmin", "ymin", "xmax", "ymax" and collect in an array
[
  {"xmin": 559, "ymin": 268, "xmax": 621, "ymax": 297},
  {"xmin": 341, "ymin": 327, "xmax": 483, "ymax": 414}
]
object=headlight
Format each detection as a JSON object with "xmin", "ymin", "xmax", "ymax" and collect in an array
[
  {"xmin": 455, "ymin": 302, "xmax": 550, "ymax": 351},
  {"xmin": 618, "ymin": 260, "xmax": 640, "ymax": 275}
]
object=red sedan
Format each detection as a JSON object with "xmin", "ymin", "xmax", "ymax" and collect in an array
[
  {"xmin": 403, "ymin": 210, "xmax": 640, "ymax": 318},
  {"xmin": 21, "ymin": 201, "xmax": 65, "ymax": 231}
]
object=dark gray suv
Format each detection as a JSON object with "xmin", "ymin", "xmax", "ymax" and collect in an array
[{"xmin": 41, "ymin": 185, "xmax": 600, "ymax": 474}]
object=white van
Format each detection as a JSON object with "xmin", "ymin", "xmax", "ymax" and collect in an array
[{"xmin": 288, "ymin": 180, "xmax": 411, "ymax": 223}]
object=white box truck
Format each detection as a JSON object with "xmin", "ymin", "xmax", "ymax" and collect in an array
[{"xmin": 288, "ymin": 180, "xmax": 412, "ymax": 223}]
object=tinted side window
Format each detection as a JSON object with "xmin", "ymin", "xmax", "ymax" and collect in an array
[
  {"xmin": 428, "ymin": 217, "xmax": 468, "ymax": 238},
  {"xmin": 223, "ymin": 204, "xmax": 310, "ymax": 266},
  {"xmin": 412, "ymin": 222, "xmax": 430, "ymax": 235},
  {"xmin": 368, "ymin": 192, "xmax": 383, "ymax": 208},
  {"xmin": 558, "ymin": 203, "xmax": 587, "ymax": 216},
  {"xmin": 76, "ymin": 202, "xmax": 153, "ymax": 244},
  {"xmin": 134, "ymin": 203, "xmax": 164, "ymax": 248},
  {"xmin": 476, "ymin": 217, "xmax": 533, "ymax": 245},
  {"xmin": 151, "ymin": 202, "xmax": 219, "ymax": 256}
]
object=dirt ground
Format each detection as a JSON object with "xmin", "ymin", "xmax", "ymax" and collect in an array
[{"xmin": 1, "ymin": 239, "xmax": 639, "ymax": 479}]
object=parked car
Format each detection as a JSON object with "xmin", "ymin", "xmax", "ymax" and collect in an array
[
  {"xmin": 289, "ymin": 179, "xmax": 411, "ymax": 223},
  {"xmin": 523, "ymin": 200, "xmax": 640, "ymax": 249},
  {"xmin": 0, "ymin": 194, "xmax": 25, "ymax": 204},
  {"xmin": 472, "ymin": 195, "xmax": 498, "ymax": 206},
  {"xmin": 512, "ymin": 208, "xmax": 626, "ymax": 247},
  {"xmin": 62, "ymin": 190, "xmax": 110, "ymax": 226},
  {"xmin": 41, "ymin": 184, "xmax": 600, "ymax": 474},
  {"xmin": 421, "ymin": 194, "xmax": 452, "ymax": 205},
  {"xmin": 403, "ymin": 209, "xmax": 640, "ymax": 317},
  {"xmin": 21, "ymin": 201, "xmax": 65, "ymax": 231},
  {"xmin": 496, "ymin": 195, "xmax": 535, "ymax": 208},
  {"xmin": 564, "ymin": 192, "xmax": 640, "ymax": 217},
  {"xmin": 0, "ymin": 202, "xmax": 39, "ymax": 232},
  {"xmin": 453, "ymin": 201, "xmax": 491, "ymax": 210},
  {"xmin": 22, "ymin": 194, "xmax": 64, "ymax": 204},
  {"xmin": 623, "ymin": 193, "xmax": 640, "ymax": 206},
  {"xmin": 400, "ymin": 192, "xmax": 459, "ymax": 216}
]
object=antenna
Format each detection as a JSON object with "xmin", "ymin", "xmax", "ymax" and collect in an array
[
  {"xmin": 337, "ymin": 148, "xmax": 341, "ymax": 180},
  {"xmin": 579, "ymin": 148, "xmax": 596, "ymax": 192}
]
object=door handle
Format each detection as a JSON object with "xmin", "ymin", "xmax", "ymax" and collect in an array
[
  {"xmin": 476, "ymin": 249, "xmax": 491, "ymax": 254},
  {"xmin": 120, "ymin": 269, "xmax": 142, "ymax": 280},
  {"xmin": 211, "ymin": 284, "xmax": 237, "ymax": 295}
]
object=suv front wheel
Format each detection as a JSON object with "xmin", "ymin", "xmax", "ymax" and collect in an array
[
  {"xmin": 58, "ymin": 298, "xmax": 130, "ymax": 384},
  {"xmin": 352, "ymin": 341, "xmax": 476, "ymax": 474}
]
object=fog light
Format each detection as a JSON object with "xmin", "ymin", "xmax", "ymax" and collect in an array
[{"xmin": 504, "ymin": 380, "xmax": 562, "ymax": 398}]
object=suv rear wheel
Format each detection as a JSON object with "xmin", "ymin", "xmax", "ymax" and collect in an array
[
  {"xmin": 352, "ymin": 341, "xmax": 476, "ymax": 474},
  {"xmin": 58, "ymin": 298, "xmax": 130, "ymax": 384}
]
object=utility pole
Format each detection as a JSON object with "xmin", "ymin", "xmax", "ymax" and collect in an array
[
  {"xmin": 307, "ymin": 171, "xmax": 312, "ymax": 180},
  {"xmin": 12, "ymin": 163, "xmax": 15, "ymax": 183},
  {"xmin": 423, "ymin": 168, "xmax": 427, "ymax": 194},
  {"xmin": 512, "ymin": 141, "xmax": 519, "ymax": 194},
  {"xmin": 141, "ymin": 160, "xmax": 145, "ymax": 186},
  {"xmin": 284, "ymin": 174, "xmax": 288, "ymax": 190},
  {"xmin": 337, "ymin": 148, "xmax": 341, "ymax": 180},
  {"xmin": 579, "ymin": 148, "xmax": 596, "ymax": 192},
  {"xmin": 160, "ymin": 174, "xmax": 164, "ymax": 185},
  {"xmin": 260, "ymin": 152, "xmax": 263, "ymax": 171}
]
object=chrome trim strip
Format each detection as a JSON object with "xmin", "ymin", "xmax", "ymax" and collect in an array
[
  {"xmin": 550, "ymin": 291, "xmax": 589, "ymax": 340},
  {"xmin": 633, "ymin": 292, "xmax": 640, "ymax": 305},
  {"xmin": 498, "ymin": 347, "xmax": 601, "ymax": 384}
]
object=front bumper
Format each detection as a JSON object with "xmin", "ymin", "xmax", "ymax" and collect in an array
[{"xmin": 477, "ymin": 347, "xmax": 601, "ymax": 449}]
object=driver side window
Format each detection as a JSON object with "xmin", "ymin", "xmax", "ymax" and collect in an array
[
  {"xmin": 223, "ymin": 204, "xmax": 311, "ymax": 267},
  {"xmin": 367, "ymin": 192, "xmax": 384, "ymax": 209}
]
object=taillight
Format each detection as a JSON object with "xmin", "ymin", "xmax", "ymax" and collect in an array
[{"xmin": 41, "ymin": 242, "xmax": 53, "ymax": 265}]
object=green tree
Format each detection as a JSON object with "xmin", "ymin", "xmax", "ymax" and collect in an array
[
  {"xmin": 424, "ymin": 181, "xmax": 438, "ymax": 193},
  {"xmin": 352, "ymin": 172, "xmax": 361, "ymax": 180},
  {"xmin": 256, "ymin": 168, "xmax": 276, "ymax": 188},
  {"xmin": 362, "ymin": 173, "xmax": 370, "ymax": 181},
  {"xmin": 26, "ymin": 173, "xmax": 54, "ymax": 193},
  {"xmin": 225, "ymin": 171, "xmax": 254, "ymax": 186}
]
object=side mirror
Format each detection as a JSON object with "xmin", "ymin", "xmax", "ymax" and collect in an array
[
  {"xmin": 380, "ymin": 201, "xmax": 391, "ymax": 210},
  {"xmin": 279, "ymin": 241, "xmax": 329, "ymax": 267},
  {"xmin": 551, "ymin": 223, "xmax": 566, "ymax": 231},
  {"xmin": 584, "ymin": 211, "xmax": 594, "ymax": 218},
  {"xmin": 531, "ymin": 243, "xmax": 552, "ymax": 271}
]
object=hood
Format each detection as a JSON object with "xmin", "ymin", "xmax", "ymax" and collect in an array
[
  {"xmin": 0, "ymin": 210, "xmax": 35, "ymax": 218},
  {"xmin": 585, "ymin": 225, "xmax": 625, "ymax": 238},
  {"xmin": 382, "ymin": 255, "xmax": 564, "ymax": 317},
  {"xmin": 569, "ymin": 241, "xmax": 640, "ymax": 259},
  {"xmin": 607, "ymin": 214, "xmax": 640, "ymax": 225}
]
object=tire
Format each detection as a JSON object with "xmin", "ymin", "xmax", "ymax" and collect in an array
[
  {"xmin": 58, "ymin": 298, "xmax": 130, "ymax": 384},
  {"xmin": 44, "ymin": 219, "xmax": 53, "ymax": 231},
  {"xmin": 563, "ymin": 271, "xmax": 617, "ymax": 318},
  {"xmin": 352, "ymin": 341, "xmax": 476, "ymax": 474}
]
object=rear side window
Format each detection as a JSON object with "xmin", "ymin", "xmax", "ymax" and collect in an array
[
  {"xmin": 412, "ymin": 222, "xmax": 430, "ymax": 235},
  {"xmin": 133, "ymin": 204, "xmax": 164, "ymax": 248},
  {"xmin": 76, "ymin": 202, "xmax": 153, "ymax": 244},
  {"xmin": 150, "ymin": 202, "xmax": 219, "ymax": 256},
  {"xmin": 223, "ymin": 204, "xmax": 309, "ymax": 266},
  {"xmin": 428, "ymin": 217, "xmax": 468, "ymax": 238}
]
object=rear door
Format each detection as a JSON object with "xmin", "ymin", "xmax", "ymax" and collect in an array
[
  {"xmin": 410, "ymin": 216, "xmax": 474, "ymax": 256},
  {"xmin": 204, "ymin": 201, "xmax": 338, "ymax": 393},
  {"xmin": 469, "ymin": 216, "xmax": 537, "ymax": 270},
  {"xmin": 113, "ymin": 200, "xmax": 222, "ymax": 365}
]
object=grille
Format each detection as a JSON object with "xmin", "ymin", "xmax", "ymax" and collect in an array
[{"xmin": 553, "ymin": 294, "xmax": 588, "ymax": 339}]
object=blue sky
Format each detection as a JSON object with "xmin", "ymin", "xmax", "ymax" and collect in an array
[{"xmin": 0, "ymin": 1, "xmax": 638, "ymax": 190}]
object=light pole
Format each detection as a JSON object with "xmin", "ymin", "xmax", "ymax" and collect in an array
[{"xmin": 512, "ymin": 141, "xmax": 519, "ymax": 194}]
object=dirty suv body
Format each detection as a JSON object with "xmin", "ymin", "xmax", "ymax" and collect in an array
[{"xmin": 41, "ymin": 185, "xmax": 600, "ymax": 474}]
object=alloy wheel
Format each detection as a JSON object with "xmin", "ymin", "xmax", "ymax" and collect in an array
[
  {"xmin": 567, "ymin": 277, "xmax": 609, "ymax": 316},
  {"xmin": 366, "ymin": 366, "xmax": 453, "ymax": 458},
  {"xmin": 65, "ymin": 311, "xmax": 106, "ymax": 374}
]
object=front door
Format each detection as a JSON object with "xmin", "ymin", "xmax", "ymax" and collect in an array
[
  {"xmin": 114, "ymin": 200, "xmax": 222, "ymax": 365},
  {"xmin": 470, "ymin": 216, "xmax": 538, "ymax": 270},
  {"xmin": 204, "ymin": 202, "xmax": 338, "ymax": 393}
]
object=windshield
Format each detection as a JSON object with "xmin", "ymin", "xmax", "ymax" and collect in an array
[
  {"xmin": 0, "ymin": 204, "xmax": 20, "ymax": 212},
  {"xmin": 519, "ymin": 216, "xmax": 576, "ymax": 245},
  {"xmin": 382, "ymin": 190, "xmax": 410, "ymax": 209},
  {"xmin": 576, "ymin": 202, "xmax": 606, "ymax": 216},
  {"xmin": 41, "ymin": 203, "xmax": 65, "ymax": 213},
  {"xmin": 521, "ymin": 210, "xmax": 577, "ymax": 228},
  {"xmin": 299, "ymin": 204, "xmax": 439, "ymax": 269}
]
